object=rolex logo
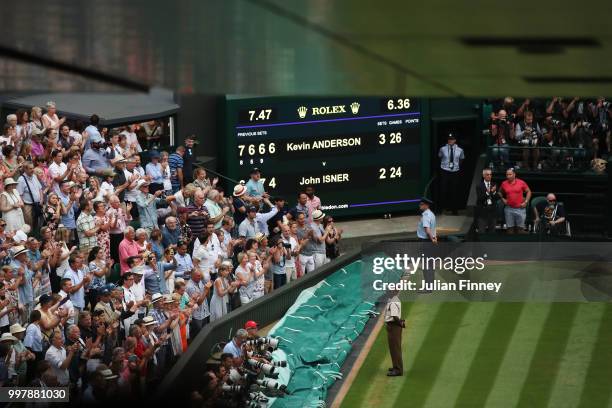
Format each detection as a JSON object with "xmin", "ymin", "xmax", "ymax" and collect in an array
[
  {"xmin": 297, "ymin": 106, "xmax": 308, "ymax": 119},
  {"xmin": 350, "ymin": 102, "xmax": 360, "ymax": 114}
]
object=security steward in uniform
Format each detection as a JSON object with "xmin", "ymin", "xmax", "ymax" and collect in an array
[
  {"xmin": 385, "ymin": 291, "xmax": 404, "ymax": 376},
  {"xmin": 417, "ymin": 197, "xmax": 437, "ymax": 292},
  {"xmin": 438, "ymin": 133, "xmax": 465, "ymax": 215}
]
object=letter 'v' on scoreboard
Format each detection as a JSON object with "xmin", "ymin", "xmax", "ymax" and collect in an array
[{"xmin": 222, "ymin": 96, "xmax": 425, "ymax": 216}]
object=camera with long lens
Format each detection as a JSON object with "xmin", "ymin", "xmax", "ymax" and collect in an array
[
  {"xmin": 245, "ymin": 336, "xmax": 280, "ymax": 350},
  {"xmin": 258, "ymin": 337, "xmax": 279, "ymax": 350},
  {"xmin": 247, "ymin": 359, "xmax": 275, "ymax": 375},
  {"xmin": 220, "ymin": 336, "xmax": 288, "ymax": 405},
  {"xmin": 255, "ymin": 379, "xmax": 289, "ymax": 395},
  {"xmin": 221, "ymin": 383, "xmax": 244, "ymax": 393},
  {"xmin": 519, "ymin": 127, "xmax": 540, "ymax": 146},
  {"xmin": 246, "ymin": 393, "xmax": 270, "ymax": 408},
  {"xmin": 495, "ymin": 118, "xmax": 510, "ymax": 126},
  {"xmin": 228, "ymin": 368, "xmax": 247, "ymax": 383},
  {"xmin": 255, "ymin": 379, "xmax": 279, "ymax": 390},
  {"xmin": 577, "ymin": 121, "xmax": 591, "ymax": 129},
  {"xmin": 550, "ymin": 119, "xmax": 564, "ymax": 127}
]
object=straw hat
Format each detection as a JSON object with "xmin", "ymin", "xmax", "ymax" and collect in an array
[
  {"xmin": 3, "ymin": 178, "xmax": 17, "ymax": 187},
  {"xmin": 312, "ymin": 209, "xmax": 326, "ymax": 221},
  {"xmin": 233, "ymin": 184, "xmax": 246, "ymax": 197},
  {"xmin": 9, "ymin": 323, "xmax": 25, "ymax": 335}
]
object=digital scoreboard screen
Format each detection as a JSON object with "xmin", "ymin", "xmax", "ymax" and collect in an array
[{"xmin": 223, "ymin": 96, "xmax": 426, "ymax": 216}]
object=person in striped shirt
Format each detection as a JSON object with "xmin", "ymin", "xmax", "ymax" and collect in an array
[{"xmin": 168, "ymin": 146, "xmax": 185, "ymax": 193}]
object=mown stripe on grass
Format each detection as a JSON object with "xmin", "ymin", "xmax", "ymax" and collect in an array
[
  {"xmin": 453, "ymin": 302, "xmax": 525, "ymax": 407},
  {"xmin": 484, "ymin": 303, "xmax": 551, "ymax": 407},
  {"xmin": 577, "ymin": 303, "xmax": 612, "ymax": 408},
  {"xmin": 548, "ymin": 303, "xmax": 605, "ymax": 408},
  {"xmin": 392, "ymin": 302, "xmax": 470, "ymax": 408},
  {"xmin": 515, "ymin": 302, "xmax": 579, "ymax": 407},
  {"xmin": 342, "ymin": 302, "xmax": 440, "ymax": 408},
  {"xmin": 422, "ymin": 302, "xmax": 497, "ymax": 408}
]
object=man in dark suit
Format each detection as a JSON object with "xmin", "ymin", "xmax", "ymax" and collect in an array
[
  {"xmin": 183, "ymin": 135, "xmax": 196, "ymax": 184},
  {"xmin": 476, "ymin": 168, "xmax": 498, "ymax": 233}
]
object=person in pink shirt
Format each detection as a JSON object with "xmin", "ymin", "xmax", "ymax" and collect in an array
[
  {"xmin": 118, "ymin": 226, "xmax": 141, "ymax": 274},
  {"xmin": 106, "ymin": 195, "xmax": 132, "ymax": 264},
  {"xmin": 305, "ymin": 186, "xmax": 321, "ymax": 223}
]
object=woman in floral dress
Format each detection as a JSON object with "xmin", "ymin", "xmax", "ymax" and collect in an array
[{"xmin": 93, "ymin": 201, "xmax": 112, "ymax": 261}]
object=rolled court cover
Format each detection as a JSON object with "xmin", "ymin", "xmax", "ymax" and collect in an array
[{"xmin": 266, "ymin": 259, "xmax": 400, "ymax": 407}]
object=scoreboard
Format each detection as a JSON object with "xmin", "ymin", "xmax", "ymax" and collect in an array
[{"xmin": 222, "ymin": 96, "xmax": 428, "ymax": 217}]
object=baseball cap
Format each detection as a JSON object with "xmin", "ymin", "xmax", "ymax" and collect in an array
[
  {"xmin": 100, "ymin": 369, "xmax": 119, "ymax": 380},
  {"xmin": 420, "ymin": 197, "xmax": 434, "ymax": 205},
  {"xmin": 245, "ymin": 320, "xmax": 258, "ymax": 330}
]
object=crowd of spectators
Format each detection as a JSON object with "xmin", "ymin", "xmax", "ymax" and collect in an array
[
  {"xmin": 0, "ymin": 101, "xmax": 344, "ymax": 403},
  {"xmin": 487, "ymin": 96, "xmax": 612, "ymax": 170}
]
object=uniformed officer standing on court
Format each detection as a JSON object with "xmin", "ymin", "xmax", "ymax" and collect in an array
[
  {"xmin": 417, "ymin": 198, "xmax": 437, "ymax": 291},
  {"xmin": 385, "ymin": 291, "xmax": 404, "ymax": 376},
  {"xmin": 417, "ymin": 198, "xmax": 437, "ymax": 244},
  {"xmin": 438, "ymin": 133, "xmax": 465, "ymax": 215}
]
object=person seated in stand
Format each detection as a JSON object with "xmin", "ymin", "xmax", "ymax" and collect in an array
[{"xmin": 533, "ymin": 193, "xmax": 567, "ymax": 236}]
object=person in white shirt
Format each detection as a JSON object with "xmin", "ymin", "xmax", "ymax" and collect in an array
[
  {"xmin": 121, "ymin": 272, "xmax": 142, "ymax": 336},
  {"xmin": 130, "ymin": 267, "xmax": 147, "ymax": 318},
  {"xmin": 192, "ymin": 222, "xmax": 222, "ymax": 255},
  {"xmin": 255, "ymin": 207, "xmax": 278, "ymax": 237},
  {"xmin": 193, "ymin": 229, "xmax": 221, "ymax": 280},
  {"xmin": 385, "ymin": 292, "xmax": 404, "ymax": 376},
  {"xmin": 41, "ymin": 101, "xmax": 66, "ymax": 131},
  {"xmin": 133, "ymin": 155, "xmax": 145, "ymax": 177},
  {"xmin": 123, "ymin": 159, "xmax": 141, "ymax": 209},
  {"xmin": 58, "ymin": 278, "xmax": 76, "ymax": 325},
  {"xmin": 100, "ymin": 175, "xmax": 115, "ymax": 202},
  {"xmin": 281, "ymin": 224, "xmax": 299, "ymax": 282},
  {"xmin": 48, "ymin": 150, "xmax": 73, "ymax": 195},
  {"xmin": 120, "ymin": 125, "xmax": 142, "ymax": 153},
  {"xmin": 45, "ymin": 331, "xmax": 77, "ymax": 386}
]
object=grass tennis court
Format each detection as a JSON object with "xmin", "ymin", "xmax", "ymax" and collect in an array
[{"xmin": 340, "ymin": 301, "xmax": 612, "ymax": 408}]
